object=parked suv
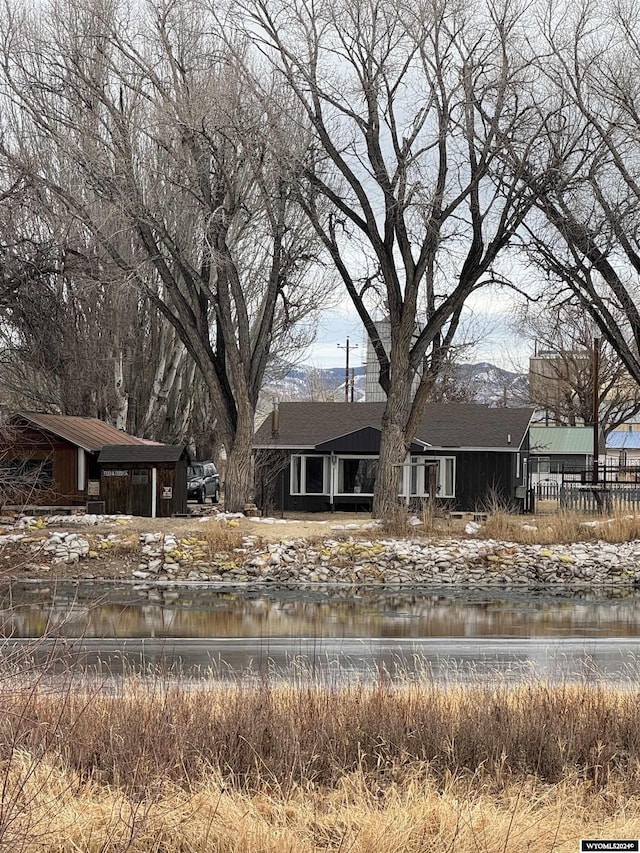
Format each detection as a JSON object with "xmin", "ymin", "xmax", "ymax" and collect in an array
[{"xmin": 187, "ymin": 461, "xmax": 220, "ymax": 504}]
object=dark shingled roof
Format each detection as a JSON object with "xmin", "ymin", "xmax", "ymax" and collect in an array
[
  {"xmin": 12, "ymin": 412, "xmax": 143, "ymax": 453},
  {"xmin": 254, "ymin": 402, "xmax": 534, "ymax": 451},
  {"xmin": 98, "ymin": 444, "xmax": 187, "ymax": 464}
]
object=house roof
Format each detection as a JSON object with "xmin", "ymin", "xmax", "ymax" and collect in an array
[
  {"xmin": 11, "ymin": 412, "xmax": 143, "ymax": 453},
  {"xmin": 254, "ymin": 402, "xmax": 534, "ymax": 451},
  {"xmin": 606, "ymin": 430, "xmax": 640, "ymax": 450},
  {"xmin": 99, "ymin": 444, "xmax": 187, "ymax": 464},
  {"xmin": 529, "ymin": 426, "xmax": 595, "ymax": 455}
]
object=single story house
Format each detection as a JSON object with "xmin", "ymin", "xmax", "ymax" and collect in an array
[
  {"xmin": 254, "ymin": 402, "xmax": 534, "ymax": 513},
  {"xmin": 3, "ymin": 412, "xmax": 143, "ymax": 507},
  {"xmin": 528, "ymin": 426, "xmax": 600, "ymax": 479},
  {"xmin": 98, "ymin": 444, "xmax": 189, "ymax": 517}
]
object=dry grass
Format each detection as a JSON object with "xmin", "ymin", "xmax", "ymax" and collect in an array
[
  {"xmin": 25, "ymin": 680, "xmax": 640, "ymax": 791},
  {"xmin": 1, "ymin": 674, "xmax": 640, "ymax": 850},
  {"xmin": 198, "ymin": 523, "xmax": 246, "ymax": 555},
  {"xmin": 481, "ymin": 510, "xmax": 640, "ymax": 544},
  {"xmin": 1, "ymin": 761, "xmax": 639, "ymax": 852}
]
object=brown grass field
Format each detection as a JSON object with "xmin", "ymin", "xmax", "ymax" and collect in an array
[
  {"xmin": 4, "ymin": 508, "xmax": 640, "ymax": 848},
  {"xmin": 1, "ymin": 671, "xmax": 640, "ymax": 851}
]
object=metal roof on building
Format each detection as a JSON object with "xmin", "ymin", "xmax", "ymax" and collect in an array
[
  {"xmin": 12, "ymin": 412, "xmax": 144, "ymax": 453},
  {"xmin": 254, "ymin": 402, "xmax": 534, "ymax": 451},
  {"xmin": 99, "ymin": 444, "xmax": 187, "ymax": 464},
  {"xmin": 529, "ymin": 426, "xmax": 594, "ymax": 455},
  {"xmin": 606, "ymin": 430, "xmax": 640, "ymax": 450}
]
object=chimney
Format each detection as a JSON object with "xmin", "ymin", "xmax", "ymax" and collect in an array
[
  {"xmin": 271, "ymin": 401, "xmax": 280, "ymax": 438},
  {"xmin": 507, "ymin": 433, "xmax": 512, "ymax": 445}
]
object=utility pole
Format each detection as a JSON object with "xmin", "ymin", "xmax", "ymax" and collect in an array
[
  {"xmin": 337, "ymin": 337, "xmax": 358, "ymax": 402},
  {"xmin": 592, "ymin": 337, "xmax": 600, "ymax": 483}
]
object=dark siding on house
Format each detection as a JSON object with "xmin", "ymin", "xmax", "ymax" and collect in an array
[
  {"xmin": 267, "ymin": 451, "xmax": 521, "ymax": 514},
  {"xmin": 451, "ymin": 451, "xmax": 515, "ymax": 511}
]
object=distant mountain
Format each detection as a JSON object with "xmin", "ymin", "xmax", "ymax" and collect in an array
[
  {"xmin": 259, "ymin": 360, "xmax": 528, "ymax": 416},
  {"xmin": 455, "ymin": 362, "xmax": 528, "ymax": 406}
]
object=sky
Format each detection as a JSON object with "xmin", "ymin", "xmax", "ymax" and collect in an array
[{"xmin": 301, "ymin": 292, "xmax": 531, "ymax": 373}]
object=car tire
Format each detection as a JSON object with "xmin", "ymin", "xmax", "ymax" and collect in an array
[{"xmin": 198, "ymin": 487, "xmax": 206, "ymax": 504}]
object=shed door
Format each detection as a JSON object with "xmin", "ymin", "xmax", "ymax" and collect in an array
[{"xmin": 131, "ymin": 469, "xmax": 152, "ymax": 517}]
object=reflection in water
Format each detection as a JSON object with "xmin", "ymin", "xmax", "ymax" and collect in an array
[
  {"xmin": 2, "ymin": 581, "xmax": 640, "ymax": 682},
  {"xmin": 2, "ymin": 581, "xmax": 640, "ymax": 640}
]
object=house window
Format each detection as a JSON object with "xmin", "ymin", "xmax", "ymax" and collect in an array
[
  {"xmin": 531, "ymin": 457, "xmax": 550, "ymax": 475},
  {"xmin": 337, "ymin": 458, "xmax": 378, "ymax": 494},
  {"xmin": 409, "ymin": 457, "xmax": 456, "ymax": 498},
  {"xmin": 132, "ymin": 470, "xmax": 149, "ymax": 485},
  {"xmin": 10, "ymin": 459, "xmax": 53, "ymax": 489},
  {"xmin": 290, "ymin": 455, "xmax": 328, "ymax": 494}
]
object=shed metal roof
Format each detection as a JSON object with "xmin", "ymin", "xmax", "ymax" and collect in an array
[
  {"xmin": 99, "ymin": 444, "xmax": 187, "ymax": 464},
  {"xmin": 529, "ymin": 426, "xmax": 594, "ymax": 455},
  {"xmin": 12, "ymin": 412, "xmax": 143, "ymax": 453}
]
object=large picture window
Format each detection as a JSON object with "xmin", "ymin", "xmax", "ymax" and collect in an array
[
  {"xmin": 290, "ymin": 455, "xmax": 327, "ymax": 494},
  {"xmin": 337, "ymin": 458, "xmax": 378, "ymax": 494},
  {"xmin": 409, "ymin": 457, "xmax": 456, "ymax": 498}
]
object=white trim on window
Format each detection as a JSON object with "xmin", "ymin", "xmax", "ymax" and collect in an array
[
  {"xmin": 407, "ymin": 456, "xmax": 456, "ymax": 499},
  {"xmin": 336, "ymin": 455, "xmax": 378, "ymax": 495},
  {"xmin": 290, "ymin": 455, "xmax": 329, "ymax": 495},
  {"xmin": 531, "ymin": 456, "xmax": 550, "ymax": 475},
  {"xmin": 290, "ymin": 454, "xmax": 456, "ymax": 499}
]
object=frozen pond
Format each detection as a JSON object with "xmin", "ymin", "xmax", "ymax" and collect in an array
[{"xmin": 3, "ymin": 581, "xmax": 640, "ymax": 683}]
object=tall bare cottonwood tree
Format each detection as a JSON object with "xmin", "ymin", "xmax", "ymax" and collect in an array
[
  {"xmin": 509, "ymin": 2, "xmax": 640, "ymax": 401},
  {"xmin": 0, "ymin": 0, "xmax": 327, "ymax": 510},
  {"xmin": 246, "ymin": 0, "xmax": 543, "ymax": 517}
]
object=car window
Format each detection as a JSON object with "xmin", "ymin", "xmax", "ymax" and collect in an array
[{"xmin": 188, "ymin": 464, "xmax": 204, "ymax": 478}]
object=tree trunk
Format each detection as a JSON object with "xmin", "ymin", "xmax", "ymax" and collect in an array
[
  {"xmin": 373, "ymin": 357, "xmax": 412, "ymax": 519},
  {"xmin": 373, "ymin": 414, "xmax": 408, "ymax": 519},
  {"xmin": 223, "ymin": 406, "xmax": 255, "ymax": 512},
  {"xmin": 111, "ymin": 350, "xmax": 129, "ymax": 431}
]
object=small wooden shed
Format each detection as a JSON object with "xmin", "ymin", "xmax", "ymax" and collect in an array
[
  {"xmin": 3, "ymin": 412, "xmax": 143, "ymax": 508},
  {"xmin": 98, "ymin": 444, "xmax": 189, "ymax": 517}
]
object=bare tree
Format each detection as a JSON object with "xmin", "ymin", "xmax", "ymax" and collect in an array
[
  {"xmin": 0, "ymin": 0, "xmax": 329, "ymax": 510},
  {"xmin": 505, "ymin": 1, "xmax": 640, "ymax": 407},
  {"xmin": 0, "ymin": 171, "xmax": 215, "ymax": 450},
  {"xmin": 244, "ymin": 0, "xmax": 544, "ymax": 517}
]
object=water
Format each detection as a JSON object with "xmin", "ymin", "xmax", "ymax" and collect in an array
[{"xmin": 3, "ymin": 581, "xmax": 640, "ymax": 683}]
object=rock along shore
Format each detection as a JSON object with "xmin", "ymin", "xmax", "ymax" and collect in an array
[{"xmin": 3, "ymin": 513, "xmax": 640, "ymax": 587}]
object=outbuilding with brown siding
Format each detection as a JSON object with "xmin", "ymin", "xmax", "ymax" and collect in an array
[
  {"xmin": 98, "ymin": 444, "xmax": 189, "ymax": 517},
  {"xmin": 3, "ymin": 412, "xmax": 143, "ymax": 508}
]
